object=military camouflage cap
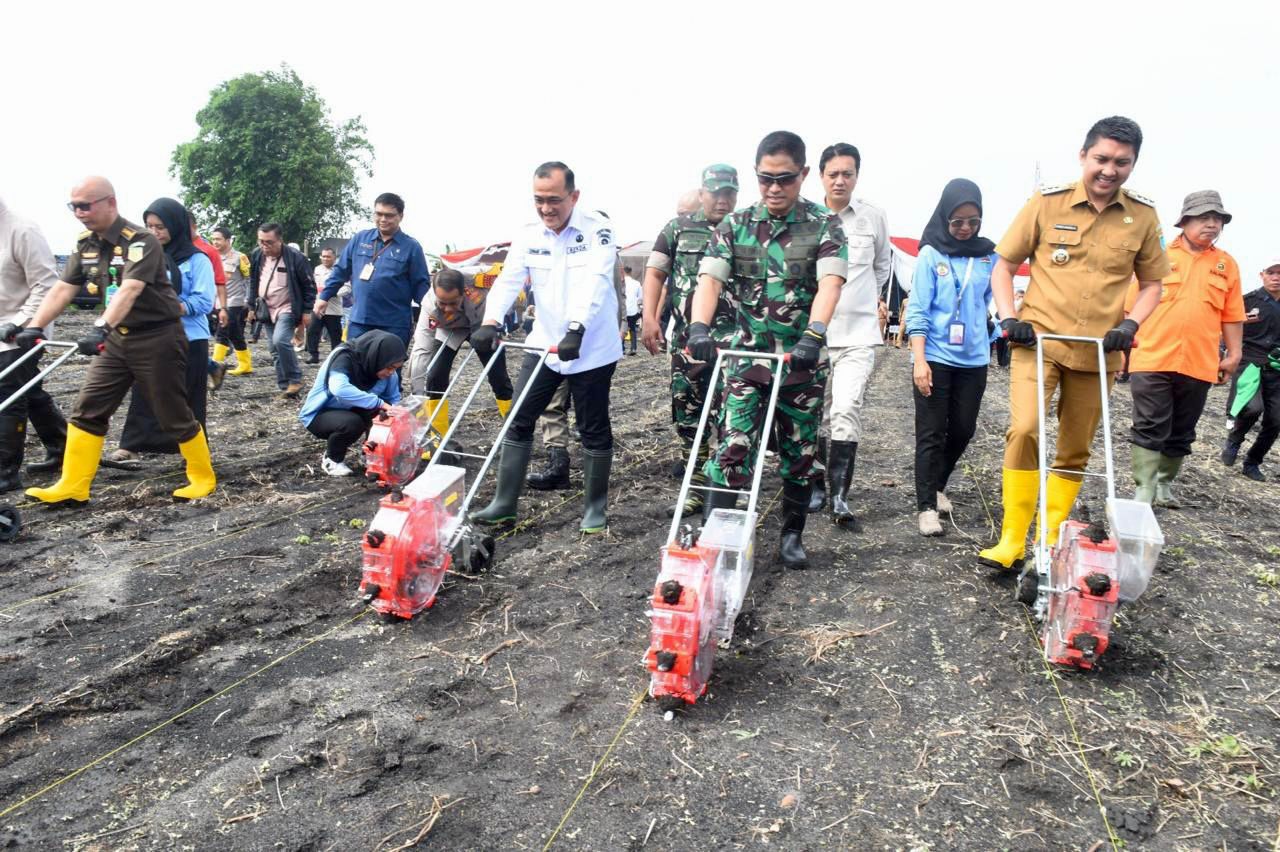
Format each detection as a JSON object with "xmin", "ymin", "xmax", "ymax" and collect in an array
[{"xmin": 701, "ymin": 164, "xmax": 739, "ymax": 192}]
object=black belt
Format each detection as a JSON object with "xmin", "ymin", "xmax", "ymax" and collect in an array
[{"xmin": 113, "ymin": 319, "xmax": 178, "ymax": 337}]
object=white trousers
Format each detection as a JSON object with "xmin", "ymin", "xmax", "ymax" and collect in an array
[{"xmin": 822, "ymin": 344, "xmax": 878, "ymax": 442}]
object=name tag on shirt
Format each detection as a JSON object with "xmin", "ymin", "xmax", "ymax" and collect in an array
[
  {"xmin": 360, "ymin": 264, "xmax": 374, "ymax": 281},
  {"xmin": 948, "ymin": 322, "xmax": 965, "ymax": 346}
]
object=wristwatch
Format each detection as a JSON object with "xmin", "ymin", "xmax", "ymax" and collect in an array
[
  {"xmin": 567, "ymin": 321, "xmax": 586, "ymax": 334},
  {"xmin": 806, "ymin": 321, "xmax": 827, "ymax": 336},
  {"xmin": 94, "ymin": 317, "xmax": 114, "ymax": 334}
]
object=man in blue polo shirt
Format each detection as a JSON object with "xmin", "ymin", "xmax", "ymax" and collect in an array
[{"xmin": 314, "ymin": 192, "xmax": 430, "ymax": 345}]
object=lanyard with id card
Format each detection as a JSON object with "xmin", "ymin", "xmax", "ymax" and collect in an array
[
  {"xmin": 947, "ymin": 257, "xmax": 974, "ymax": 346},
  {"xmin": 360, "ymin": 238, "xmax": 394, "ymax": 281}
]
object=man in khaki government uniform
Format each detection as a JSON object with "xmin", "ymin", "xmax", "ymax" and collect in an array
[
  {"xmin": 978, "ymin": 117, "xmax": 1170, "ymax": 570},
  {"xmin": 14, "ymin": 177, "xmax": 215, "ymax": 505}
]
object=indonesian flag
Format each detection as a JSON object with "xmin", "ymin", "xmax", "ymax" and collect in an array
[{"xmin": 440, "ymin": 242, "xmax": 511, "ymax": 289}]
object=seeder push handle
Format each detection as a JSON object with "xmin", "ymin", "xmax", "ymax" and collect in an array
[{"xmin": 0, "ymin": 341, "xmax": 78, "ymax": 416}]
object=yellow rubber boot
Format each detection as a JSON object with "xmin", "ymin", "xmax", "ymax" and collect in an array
[
  {"xmin": 1035, "ymin": 472, "xmax": 1083, "ymax": 549},
  {"xmin": 228, "ymin": 348, "xmax": 253, "ymax": 375},
  {"xmin": 211, "ymin": 342, "xmax": 229, "ymax": 365},
  {"xmin": 496, "ymin": 397, "xmax": 512, "ymax": 419},
  {"xmin": 25, "ymin": 424, "xmax": 103, "ymax": 506},
  {"xmin": 173, "ymin": 428, "xmax": 216, "ymax": 501},
  {"xmin": 977, "ymin": 468, "xmax": 1039, "ymax": 570}
]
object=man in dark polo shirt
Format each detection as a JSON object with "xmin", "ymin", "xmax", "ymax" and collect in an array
[{"xmin": 9, "ymin": 176, "xmax": 215, "ymax": 505}]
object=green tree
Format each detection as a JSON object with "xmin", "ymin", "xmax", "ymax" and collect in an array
[{"xmin": 171, "ymin": 65, "xmax": 373, "ymax": 253}]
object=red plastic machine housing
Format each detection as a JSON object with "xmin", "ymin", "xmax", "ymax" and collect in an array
[
  {"xmin": 363, "ymin": 395, "xmax": 432, "ymax": 488},
  {"xmin": 1044, "ymin": 519, "xmax": 1120, "ymax": 669},
  {"xmin": 645, "ymin": 545, "xmax": 718, "ymax": 705},
  {"xmin": 359, "ymin": 465, "xmax": 465, "ymax": 619}
]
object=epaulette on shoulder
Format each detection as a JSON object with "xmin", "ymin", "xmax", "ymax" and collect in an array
[
  {"xmin": 1121, "ymin": 187, "xmax": 1156, "ymax": 207},
  {"xmin": 120, "ymin": 225, "xmax": 137, "ymax": 239},
  {"xmin": 77, "ymin": 229, "xmax": 92, "ymax": 241},
  {"xmin": 1039, "ymin": 182, "xmax": 1072, "ymax": 195}
]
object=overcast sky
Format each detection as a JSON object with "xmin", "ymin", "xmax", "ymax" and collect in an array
[{"xmin": 5, "ymin": 1, "xmax": 1277, "ymax": 288}]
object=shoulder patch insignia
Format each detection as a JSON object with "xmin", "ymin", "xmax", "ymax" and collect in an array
[
  {"xmin": 1039, "ymin": 182, "xmax": 1072, "ymax": 195},
  {"xmin": 120, "ymin": 226, "xmax": 137, "ymax": 239},
  {"xmin": 1121, "ymin": 188, "xmax": 1156, "ymax": 207},
  {"xmin": 128, "ymin": 242, "xmax": 145, "ymax": 262},
  {"xmin": 597, "ymin": 229, "xmax": 613, "ymax": 246}
]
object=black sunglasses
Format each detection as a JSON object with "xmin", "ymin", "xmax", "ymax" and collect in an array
[
  {"xmin": 66, "ymin": 196, "xmax": 112, "ymax": 213},
  {"xmin": 755, "ymin": 172, "xmax": 802, "ymax": 187}
]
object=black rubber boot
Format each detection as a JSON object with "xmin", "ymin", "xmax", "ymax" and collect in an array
[
  {"xmin": 0, "ymin": 415, "xmax": 26, "ymax": 493},
  {"xmin": 807, "ymin": 437, "xmax": 827, "ymax": 513},
  {"xmin": 579, "ymin": 448, "xmax": 612, "ymax": 533},
  {"xmin": 25, "ymin": 395, "xmax": 66, "ymax": 474},
  {"xmin": 526, "ymin": 445, "xmax": 570, "ymax": 491},
  {"xmin": 779, "ymin": 482, "xmax": 810, "ymax": 569},
  {"xmin": 701, "ymin": 482, "xmax": 738, "ymax": 522},
  {"xmin": 471, "ymin": 440, "xmax": 534, "ymax": 525},
  {"xmin": 828, "ymin": 440, "xmax": 861, "ymax": 531}
]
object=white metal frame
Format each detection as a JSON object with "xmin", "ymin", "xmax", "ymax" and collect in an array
[{"xmin": 666, "ymin": 349, "xmax": 787, "ymax": 545}]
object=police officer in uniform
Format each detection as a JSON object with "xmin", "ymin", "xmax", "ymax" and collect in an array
[
  {"xmin": 642, "ymin": 164, "xmax": 739, "ymax": 514},
  {"xmin": 15, "ymin": 177, "xmax": 216, "ymax": 505},
  {"xmin": 688, "ymin": 131, "xmax": 848, "ymax": 568},
  {"xmin": 978, "ymin": 118, "xmax": 1169, "ymax": 570},
  {"xmin": 469, "ymin": 162, "xmax": 620, "ymax": 533}
]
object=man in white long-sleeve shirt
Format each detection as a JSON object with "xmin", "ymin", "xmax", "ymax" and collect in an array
[
  {"xmin": 468, "ymin": 162, "xmax": 620, "ymax": 533},
  {"xmin": 0, "ymin": 197, "xmax": 69, "ymax": 491},
  {"xmin": 810, "ymin": 143, "xmax": 891, "ymax": 529}
]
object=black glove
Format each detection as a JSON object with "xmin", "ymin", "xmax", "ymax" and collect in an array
[
  {"xmin": 0, "ymin": 322, "xmax": 21, "ymax": 344},
  {"xmin": 13, "ymin": 326, "xmax": 45, "ymax": 350},
  {"xmin": 685, "ymin": 321, "xmax": 716, "ymax": 363},
  {"xmin": 471, "ymin": 323, "xmax": 499, "ymax": 357},
  {"xmin": 556, "ymin": 327, "xmax": 584, "ymax": 361},
  {"xmin": 999, "ymin": 317, "xmax": 1037, "ymax": 346},
  {"xmin": 1102, "ymin": 319, "xmax": 1139, "ymax": 353},
  {"xmin": 788, "ymin": 327, "xmax": 825, "ymax": 371},
  {"xmin": 77, "ymin": 326, "xmax": 108, "ymax": 356}
]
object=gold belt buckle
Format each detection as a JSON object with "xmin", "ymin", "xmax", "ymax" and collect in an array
[{"xmin": 118, "ymin": 326, "xmax": 130, "ymax": 336}]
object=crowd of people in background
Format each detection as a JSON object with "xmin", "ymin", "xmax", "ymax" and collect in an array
[{"xmin": 1, "ymin": 115, "xmax": 1278, "ymax": 574}]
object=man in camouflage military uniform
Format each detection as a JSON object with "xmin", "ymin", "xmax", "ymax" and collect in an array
[
  {"xmin": 642, "ymin": 165, "xmax": 739, "ymax": 510},
  {"xmin": 688, "ymin": 132, "xmax": 848, "ymax": 568}
]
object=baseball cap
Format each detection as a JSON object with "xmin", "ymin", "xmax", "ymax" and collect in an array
[
  {"xmin": 701, "ymin": 164, "xmax": 739, "ymax": 192},
  {"xmin": 1263, "ymin": 257, "xmax": 1280, "ymax": 272}
]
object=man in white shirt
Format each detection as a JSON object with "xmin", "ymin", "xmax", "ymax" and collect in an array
[
  {"xmin": 470, "ymin": 162, "xmax": 620, "ymax": 533},
  {"xmin": 812, "ymin": 143, "xmax": 891, "ymax": 530},
  {"xmin": 305, "ymin": 247, "xmax": 348, "ymax": 364},
  {"xmin": 623, "ymin": 265, "xmax": 642, "ymax": 355},
  {"xmin": 0, "ymin": 197, "xmax": 69, "ymax": 490}
]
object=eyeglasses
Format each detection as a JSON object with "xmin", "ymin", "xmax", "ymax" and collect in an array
[
  {"xmin": 373, "ymin": 211, "xmax": 401, "ymax": 220},
  {"xmin": 948, "ymin": 217, "xmax": 982, "ymax": 229},
  {"xmin": 66, "ymin": 196, "xmax": 111, "ymax": 213},
  {"xmin": 756, "ymin": 172, "xmax": 801, "ymax": 187}
]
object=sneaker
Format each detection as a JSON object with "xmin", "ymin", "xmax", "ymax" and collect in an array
[
  {"xmin": 918, "ymin": 509, "xmax": 943, "ymax": 536},
  {"xmin": 109, "ymin": 448, "xmax": 138, "ymax": 463},
  {"xmin": 321, "ymin": 456, "xmax": 353, "ymax": 477},
  {"xmin": 935, "ymin": 492, "xmax": 953, "ymax": 515},
  {"xmin": 1243, "ymin": 463, "xmax": 1265, "ymax": 482}
]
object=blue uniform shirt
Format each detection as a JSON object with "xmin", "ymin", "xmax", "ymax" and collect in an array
[
  {"xmin": 904, "ymin": 245, "xmax": 996, "ymax": 367},
  {"xmin": 177, "ymin": 253, "xmax": 216, "ymax": 342},
  {"xmin": 319, "ymin": 228, "xmax": 430, "ymax": 333}
]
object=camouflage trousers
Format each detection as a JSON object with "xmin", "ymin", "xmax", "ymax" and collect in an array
[
  {"xmin": 703, "ymin": 359, "xmax": 828, "ymax": 488},
  {"xmin": 671, "ymin": 350, "xmax": 716, "ymax": 444}
]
